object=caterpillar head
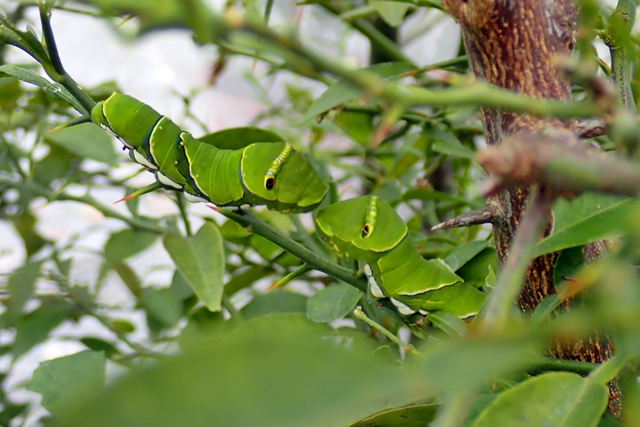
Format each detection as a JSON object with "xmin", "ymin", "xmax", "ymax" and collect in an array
[
  {"xmin": 315, "ymin": 196, "xmax": 408, "ymax": 262},
  {"xmin": 241, "ymin": 142, "xmax": 328, "ymax": 213}
]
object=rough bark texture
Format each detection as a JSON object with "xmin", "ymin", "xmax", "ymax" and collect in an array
[{"xmin": 442, "ymin": 0, "xmax": 620, "ymax": 415}]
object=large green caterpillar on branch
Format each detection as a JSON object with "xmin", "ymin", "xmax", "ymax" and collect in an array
[
  {"xmin": 315, "ymin": 196, "xmax": 487, "ymax": 318},
  {"xmin": 91, "ymin": 93, "xmax": 328, "ymax": 213}
]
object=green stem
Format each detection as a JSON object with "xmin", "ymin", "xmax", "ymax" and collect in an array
[
  {"xmin": 353, "ymin": 306, "xmax": 419, "ymax": 355},
  {"xmin": 605, "ymin": 0, "xmax": 638, "ymax": 112},
  {"xmin": 176, "ymin": 194, "xmax": 193, "ymax": 237},
  {"xmin": 38, "ymin": 2, "xmax": 96, "ymax": 113},
  {"xmin": 220, "ymin": 209, "xmax": 367, "ymax": 292},
  {"xmin": 270, "ymin": 264, "xmax": 313, "ymax": 290},
  {"xmin": 430, "ymin": 393, "xmax": 473, "ymax": 427},
  {"xmin": 218, "ymin": 16, "xmax": 603, "ymax": 118},
  {"xmin": 47, "ymin": 270, "xmax": 164, "ymax": 358},
  {"xmin": 415, "ymin": 56, "xmax": 469, "ymax": 74},
  {"xmin": 528, "ymin": 357, "xmax": 597, "ymax": 376},
  {"xmin": 289, "ymin": 214, "xmax": 327, "ymax": 256},
  {"xmin": 320, "ymin": 3, "xmax": 414, "ymax": 65},
  {"xmin": 0, "ymin": 177, "xmax": 166, "ymax": 234}
]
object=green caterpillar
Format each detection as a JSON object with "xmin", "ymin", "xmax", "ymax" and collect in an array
[
  {"xmin": 315, "ymin": 196, "xmax": 486, "ymax": 318},
  {"xmin": 91, "ymin": 93, "xmax": 328, "ymax": 213}
]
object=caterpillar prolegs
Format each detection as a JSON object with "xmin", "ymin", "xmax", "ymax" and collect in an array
[
  {"xmin": 91, "ymin": 93, "xmax": 328, "ymax": 213},
  {"xmin": 315, "ymin": 196, "xmax": 487, "ymax": 318}
]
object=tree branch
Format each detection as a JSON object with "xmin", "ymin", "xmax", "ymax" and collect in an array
[{"xmin": 476, "ymin": 186, "xmax": 556, "ymax": 333}]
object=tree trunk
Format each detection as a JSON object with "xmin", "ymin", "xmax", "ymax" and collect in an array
[{"xmin": 441, "ymin": 0, "xmax": 620, "ymax": 415}]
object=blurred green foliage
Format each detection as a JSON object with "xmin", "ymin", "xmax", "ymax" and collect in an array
[{"xmin": 0, "ymin": 1, "xmax": 640, "ymax": 426}]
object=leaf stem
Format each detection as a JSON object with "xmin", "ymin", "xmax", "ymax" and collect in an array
[
  {"xmin": 215, "ymin": 14, "xmax": 604, "ymax": 118},
  {"xmin": 353, "ymin": 306, "xmax": 419, "ymax": 355},
  {"xmin": 176, "ymin": 194, "xmax": 192, "ymax": 237},
  {"xmin": 605, "ymin": 0, "xmax": 638, "ymax": 112},
  {"xmin": 38, "ymin": 1, "xmax": 96, "ymax": 113}
]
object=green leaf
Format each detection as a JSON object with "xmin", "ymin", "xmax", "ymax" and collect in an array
[
  {"xmin": 250, "ymin": 234, "xmax": 285, "ymax": 261},
  {"xmin": 33, "ymin": 144, "xmax": 77, "ymax": 186},
  {"xmin": 46, "ymin": 123, "xmax": 118, "ymax": 166},
  {"xmin": 198, "ymin": 127, "xmax": 284, "ymax": 150},
  {"xmin": 0, "ymin": 65, "xmax": 84, "ymax": 112},
  {"xmin": 301, "ymin": 62, "xmax": 416, "ymax": 123},
  {"xmin": 553, "ymin": 246, "xmax": 585, "ymax": 285},
  {"xmin": 74, "ymin": 0, "xmax": 213, "ymax": 32},
  {"xmin": 0, "ymin": 64, "xmax": 50, "ymax": 88},
  {"xmin": 179, "ymin": 307, "xmax": 230, "ymax": 346},
  {"xmin": 27, "ymin": 351, "xmax": 106, "ymax": 417},
  {"xmin": 220, "ymin": 220, "xmax": 252, "ymax": 244},
  {"xmin": 112, "ymin": 262, "xmax": 142, "ymax": 297},
  {"xmin": 13, "ymin": 299, "xmax": 71, "ymax": 358},
  {"xmin": 60, "ymin": 314, "xmax": 422, "ymax": 427},
  {"xmin": 104, "ymin": 229, "xmax": 158, "ymax": 264},
  {"xmin": 80, "ymin": 338, "xmax": 121, "ymax": 359},
  {"xmin": 370, "ymin": 1, "xmax": 410, "ymax": 27},
  {"xmin": 418, "ymin": 337, "xmax": 539, "ymax": 395},
  {"xmin": 333, "ymin": 111, "xmax": 374, "ymax": 146},
  {"xmin": 426, "ymin": 311, "xmax": 467, "ymax": 337},
  {"xmin": 225, "ymin": 266, "xmax": 274, "ymax": 296},
  {"xmin": 169, "ymin": 270, "xmax": 196, "ymax": 300},
  {"xmin": 403, "ymin": 188, "xmax": 472, "ymax": 206},
  {"xmin": 163, "ymin": 222, "xmax": 225, "ymax": 311},
  {"xmin": 5, "ymin": 261, "xmax": 43, "ymax": 324},
  {"xmin": 0, "ymin": 77, "xmax": 22, "ymax": 109},
  {"xmin": 535, "ymin": 193, "xmax": 633, "ymax": 256},
  {"xmin": 530, "ymin": 294, "xmax": 562, "ymax": 325},
  {"xmin": 455, "ymin": 248, "xmax": 499, "ymax": 289},
  {"xmin": 110, "ymin": 319, "xmax": 136, "ymax": 333},
  {"xmin": 471, "ymin": 372, "xmax": 608, "ymax": 427},
  {"xmin": 241, "ymin": 290, "xmax": 308, "ymax": 319},
  {"xmin": 349, "ymin": 403, "xmax": 439, "ymax": 427},
  {"xmin": 307, "ymin": 284, "xmax": 361, "ymax": 322},
  {"xmin": 141, "ymin": 287, "xmax": 183, "ymax": 327},
  {"xmin": 444, "ymin": 241, "xmax": 490, "ymax": 271},
  {"xmin": 431, "ymin": 140, "xmax": 475, "ymax": 159}
]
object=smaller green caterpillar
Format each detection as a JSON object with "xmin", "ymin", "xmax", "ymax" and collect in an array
[
  {"xmin": 91, "ymin": 93, "xmax": 328, "ymax": 213},
  {"xmin": 315, "ymin": 196, "xmax": 486, "ymax": 318}
]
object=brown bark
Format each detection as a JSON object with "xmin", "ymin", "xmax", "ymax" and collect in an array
[{"xmin": 442, "ymin": 0, "xmax": 620, "ymax": 415}]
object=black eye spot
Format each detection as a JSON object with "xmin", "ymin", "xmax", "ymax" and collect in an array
[
  {"xmin": 361, "ymin": 225, "xmax": 369, "ymax": 238},
  {"xmin": 266, "ymin": 177, "xmax": 275, "ymax": 190}
]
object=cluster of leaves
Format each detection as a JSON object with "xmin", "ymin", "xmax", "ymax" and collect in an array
[{"xmin": 0, "ymin": 0, "xmax": 640, "ymax": 426}]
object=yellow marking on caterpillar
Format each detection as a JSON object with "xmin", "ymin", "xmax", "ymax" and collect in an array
[
  {"xmin": 361, "ymin": 196, "xmax": 379, "ymax": 239},
  {"xmin": 264, "ymin": 143, "xmax": 294, "ymax": 190}
]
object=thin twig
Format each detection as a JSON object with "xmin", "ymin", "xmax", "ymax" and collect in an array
[
  {"xmin": 431, "ymin": 207, "xmax": 493, "ymax": 231},
  {"xmin": 0, "ymin": 177, "xmax": 167, "ymax": 234}
]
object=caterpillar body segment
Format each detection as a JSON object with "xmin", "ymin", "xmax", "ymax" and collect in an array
[
  {"xmin": 92, "ymin": 93, "xmax": 328, "ymax": 213},
  {"xmin": 315, "ymin": 196, "xmax": 487, "ymax": 318}
]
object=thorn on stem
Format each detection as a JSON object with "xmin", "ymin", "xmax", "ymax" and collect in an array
[{"xmin": 431, "ymin": 207, "xmax": 493, "ymax": 230}]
